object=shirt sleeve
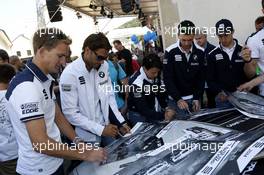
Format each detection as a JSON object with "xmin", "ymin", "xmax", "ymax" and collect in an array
[
  {"xmin": 11, "ymin": 82, "xmax": 44, "ymax": 122},
  {"xmin": 247, "ymin": 36, "xmax": 260, "ymax": 59}
]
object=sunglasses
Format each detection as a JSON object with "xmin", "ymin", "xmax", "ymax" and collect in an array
[{"xmin": 93, "ymin": 51, "xmax": 108, "ymax": 61}]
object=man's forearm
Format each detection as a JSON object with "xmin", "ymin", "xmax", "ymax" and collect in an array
[
  {"xmin": 250, "ymin": 75, "xmax": 264, "ymax": 87},
  {"xmin": 33, "ymin": 136, "xmax": 86, "ymax": 160},
  {"xmin": 55, "ymin": 103, "xmax": 76, "ymax": 141},
  {"xmin": 244, "ymin": 60, "xmax": 257, "ymax": 79}
]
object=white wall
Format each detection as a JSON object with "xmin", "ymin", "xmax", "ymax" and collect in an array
[
  {"xmin": 160, "ymin": 0, "xmax": 262, "ymax": 48},
  {"xmin": 0, "ymin": 38, "xmax": 11, "ymax": 53},
  {"xmin": 176, "ymin": 0, "xmax": 261, "ymax": 45},
  {"xmin": 11, "ymin": 36, "xmax": 33, "ymax": 59}
]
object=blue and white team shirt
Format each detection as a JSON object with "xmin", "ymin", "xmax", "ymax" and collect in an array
[{"xmin": 5, "ymin": 61, "xmax": 63, "ymax": 175}]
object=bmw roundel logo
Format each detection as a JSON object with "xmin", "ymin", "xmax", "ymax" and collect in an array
[{"xmin": 99, "ymin": 71, "xmax": 105, "ymax": 78}]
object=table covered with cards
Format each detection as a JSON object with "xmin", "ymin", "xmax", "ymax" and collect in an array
[{"xmin": 71, "ymin": 92, "xmax": 264, "ymax": 175}]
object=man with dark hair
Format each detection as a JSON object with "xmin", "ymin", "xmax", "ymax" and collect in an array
[
  {"xmin": 0, "ymin": 49, "xmax": 9, "ymax": 63},
  {"xmin": 6, "ymin": 28, "xmax": 107, "ymax": 175},
  {"xmin": 207, "ymin": 19, "xmax": 252, "ymax": 108},
  {"xmin": 113, "ymin": 40, "xmax": 124, "ymax": 52},
  {"xmin": 255, "ymin": 16, "xmax": 264, "ymax": 32},
  {"xmin": 113, "ymin": 40, "xmax": 140, "ymax": 76},
  {"xmin": 239, "ymin": 0, "xmax": 264, "ymax": 95},
  {"xmin": 163, "ymin": 20, "xmax": 205, "ymax": 118},
  {"xmin": 128, "ymin": 54, "xmax": 175, "ymax": 125},
  {"xmin": 9, "ymin": 55, "xmax": 24, "ymax": 72},
  {"xmin": 0, "ymin": 64, "xmax": 17, "ymax": 175},
  {"xmin": 60, "ymin": 33, "xmax": 130, "ymax": 147}
]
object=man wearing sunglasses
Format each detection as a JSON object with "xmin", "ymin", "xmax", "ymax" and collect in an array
[{"xmin": 60, "ymin": 33, "xmax": 131, "ymax": 147}]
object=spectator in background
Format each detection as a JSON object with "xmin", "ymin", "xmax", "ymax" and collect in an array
[
  {"xmin": 9, "ymin": 55, "xmax": 24, "ymax": 72},
  {"xmin": 113, "ymin": 39, "xmax": 140, "ymax": 76},
  {"xmin": 0, "ymin": 49, "xmax": 9, "ymax": 63},
  {"xmin": 107, "ymin": 52, "xmax": 129, "ymax": 115},
  {"xmin": 131, "ymin": 47, "xmax": 144, "ymax": 66},
  {"xmin": 195, "ymin": 29, "xmax": 216, "ymax": 108},
  {"xmin": 118, "ymin": 49, "xmax": 140, "ymax": 77},
  {"xmin": 113, "ymin": 40, "xmax": 126, "ymax": 52},
  {"xmin": 0, "ymin": 64, "xmax": 17, "ymax": 175}
]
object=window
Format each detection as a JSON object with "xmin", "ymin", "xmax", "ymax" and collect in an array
[
  {"xmin": 16, "ymin": 51, "xmax": 21, "ymax": 57},
  {"xmin": 27, "ymin": 50, "xmax": 32, "ymax": 56}
]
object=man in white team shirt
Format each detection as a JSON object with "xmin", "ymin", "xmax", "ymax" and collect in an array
[
  {"xmin": 5, "ymin": 28, "xmax": 107, "ymax": 175},
  {"xmin": 0, "ymin": 64, "xmax": 17, "ymax": 175},
  {"xmin": 60, "ymin": 33, "xmax": 131, "ymax": 146},
  {"xmin": 238, "ymin": 0, "xmax": 264, "ymax": 94}
]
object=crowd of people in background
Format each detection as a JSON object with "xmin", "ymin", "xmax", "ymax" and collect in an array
[{"xmin": 1, "ymin": 0, "xmax": 264, "ymax": 174}]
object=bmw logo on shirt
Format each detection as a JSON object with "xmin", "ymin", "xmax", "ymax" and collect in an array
[{"xmin": 99, "ymin": 71, "xmax": 105, "ymax": 78}]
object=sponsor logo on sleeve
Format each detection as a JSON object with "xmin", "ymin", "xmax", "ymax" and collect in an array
[
  {"xmin": 21, "ymin": 102, "xmax": 39, "ymax": 115},
  {"xmin": 61, "ymin": 84, "xmax": 72, "ymax": 91}
]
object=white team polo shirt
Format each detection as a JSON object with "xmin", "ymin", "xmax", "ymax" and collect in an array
[
  {"xmin": 247, "ymin": 28, "xmax": 264, "ymax": 95},
  {"xmin": 5, "ymin": 61, "xmax": 63, "ymax": 175}
]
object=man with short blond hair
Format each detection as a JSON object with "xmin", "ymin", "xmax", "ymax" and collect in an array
[{"xmin": 6, "ymin": 28, "xmax": 107, "ymax": 175}]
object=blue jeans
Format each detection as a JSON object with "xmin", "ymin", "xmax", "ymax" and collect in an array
[
  {"xmin": 127, "ymin": 111, "xmax": 146, "ymax": 126},
  {"xmin": 101, "ymin": 136, "xmax": 115, "ymax": 147},
  {"xmin": 167, "ymin": 99, "xmax": 193, "ymax": 119}
]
